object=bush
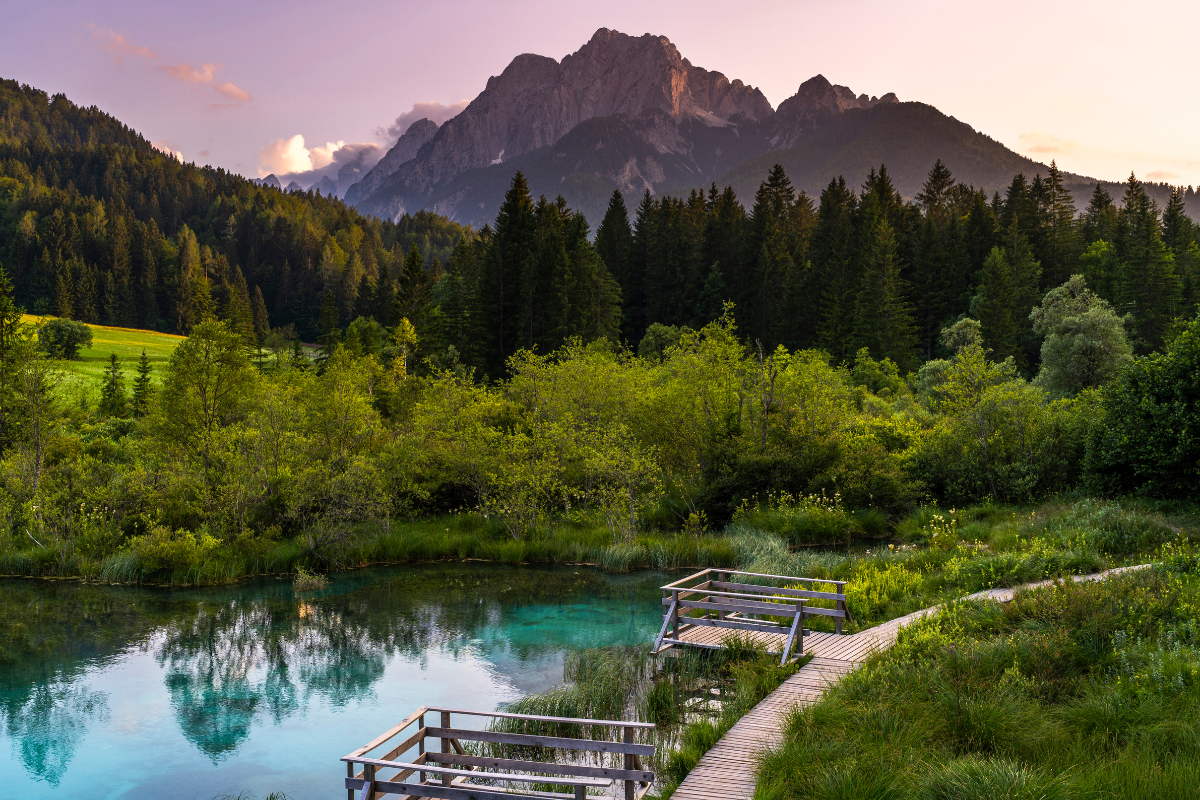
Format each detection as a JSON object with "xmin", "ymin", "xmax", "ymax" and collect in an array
[
  {"xmin": 37, "ymin": 317, "xmax": 92, "ymax": 358},
  {"xmin": 1087, "ymin": 314, "xmax": 1200, "ymax": 497},
  {"xmin": 121, "ymin": 526, "xmax": 218, "ymax": 573}
]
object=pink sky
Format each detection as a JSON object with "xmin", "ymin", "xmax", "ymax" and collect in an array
[{"xmin": 4, "ymin": 0, "xmax": 1198, "ymax": 188}]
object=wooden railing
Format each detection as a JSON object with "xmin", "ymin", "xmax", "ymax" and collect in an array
[
  {"xmin": 652, "ymin": 568, "xmax": 851, "ymax": 664},
  {"xmin": 343, "ymin": 706, "xmax": 656, "ymax": 800}
]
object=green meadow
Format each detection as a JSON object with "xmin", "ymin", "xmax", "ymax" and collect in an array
[{"xmin": 22, "ymin": 315, "xmax": 183, "ymax": 398}]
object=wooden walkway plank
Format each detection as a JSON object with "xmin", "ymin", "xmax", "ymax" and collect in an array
[{"xmin": 669, "ymin": 565, "xmax": 1152, "ymax": 800}]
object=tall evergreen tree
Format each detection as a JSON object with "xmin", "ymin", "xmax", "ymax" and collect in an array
[
  {"xmin": 595, "ymin": 190, "xmax": 634, "ymax": 312},
  {"xmin": 814, "ymin": 177, "xmax": 859, "ymax": 361},
  {"xmin": 98, "ymin": 353, "xmax": 127, "ymax": 417},
  {"xmin": 131, "ymin": 349, "xmax": 153, "ymax": 418},
  {"xmin": 481, "ymin": 172, "xmax": 535, "ymax": 375},
  {"xmin": 853, "ymin": 222, "xmax": 918, "ymax": 371}
]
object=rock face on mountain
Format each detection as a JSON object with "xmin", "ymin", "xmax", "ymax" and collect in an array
[
  {"xmin": 358, "ymin": 28, "xmax": 772, "ymax": 206},
  {"xmin": 308, "ymin": 175, "xmax": 338, "ymax": 196},
  {"xmin": 349, "ymin": 27, "xmax": 1069, "ymax": 229},
  {"xmin": 344, "ymin": 118, "xmax": 439, "ymax": 205}
]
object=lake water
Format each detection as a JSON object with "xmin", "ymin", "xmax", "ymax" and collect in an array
[{"xmin": 0, "ymin": 564, "xmax": 668, "ymax": 799}]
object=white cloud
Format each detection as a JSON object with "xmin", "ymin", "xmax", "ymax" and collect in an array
[
  {"xmin": 258, "ymin": 134, "xmax": 313, "ymax": 176},
  {"xmin": 309, "ymin": 141, "xmax": 346, "ymax": 170},
  {"xmin": 377, "ymin": 100, "xmax": 469, "ymax": 144},
  {"xmin": 151, "ymin": 140, "xmax": 183, "ymax": 161}
]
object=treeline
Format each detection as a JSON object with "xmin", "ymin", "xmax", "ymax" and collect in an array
[
  {"xmin": 423, "ymin": 162, "xmax": 1198, "ymax": 381},
  {"xmin": 0, "ymin": 79, "xmax": 463, "ymax": 338}
]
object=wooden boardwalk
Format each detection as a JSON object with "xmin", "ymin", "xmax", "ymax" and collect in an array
[{"xmin": 669, "ymin": 565, "xmax": 1151, "ymax": 800}]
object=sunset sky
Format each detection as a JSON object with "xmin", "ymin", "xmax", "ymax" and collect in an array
[{"xmin": 4, "ymin": 0, "xmax": 1197, "ymax": 188}]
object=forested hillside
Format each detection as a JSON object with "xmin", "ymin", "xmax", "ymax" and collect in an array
[
  {"xmin": 0, "ymin": 79, "xmax": 463, "ymax": 340},
  {"xmin": 2, "ymin": 76, "xmax": 1198, "ymax": 383}
]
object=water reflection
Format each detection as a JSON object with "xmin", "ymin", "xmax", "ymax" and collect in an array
[
  {"xmin": 3, "ymin": 683, "xmax": 109, "ymax": 785},
  {"xmin": 0, "ymin": 564, "xmax": 664, "ymax": 795}
]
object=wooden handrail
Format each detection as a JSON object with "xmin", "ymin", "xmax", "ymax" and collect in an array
[
  {"xmin": 346, "ymin": 705, "xmax": 428, "ymax": 758},
  {"xmin": 424, "ymin": 706, "xmax": 656, "ymax": 730},
  {"xmin": 342, "ymin": 756, "xmax": 613, "ymax": 787},
  {"xmin": 661, "ymin": 568, "xmax": 846, "ymax": 591}
]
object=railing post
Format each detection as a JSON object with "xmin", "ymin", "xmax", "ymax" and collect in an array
[
  {"xmin": 671, "ymin": 589, "xmax": 680, "ymax": 640},
  {"xmin": 441, "ymin": 710, "xmax": 451, "ymax": 786},
  {"xmin": 624, "ymin": 726, "xmax": 636, "ymax": 800},
  {"xmin": 797, "ymin": 600, "xmax": 805, "ymax": 656},
  {"xmin": 717, "ymin": 571, "xmax": 726, "ymax": 620},
  {"xmin": 364, "ymin": 763, "xmax": 376, "ymax": 800},
  {"xmin": 419, "ymin": 712, "xmax": 426, "ymax": 785},
  {"xmin": 346, "ymin": 760, "xmax": 353, "ymax": 800}
]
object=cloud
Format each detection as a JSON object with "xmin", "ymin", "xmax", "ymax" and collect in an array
[
  {"xmin": 162, "ymin": 61, "xmax": 252, "ymax": 105},
  {"xmin": 88, "ymin": 25, "xmax": 251, "ymax": 106},
  {"xmin": 151, "ymin": 140, "xmax": 183, "ymax": 161},
  {"xmin": 376, "ymin": 100, "xmax": 469, "ymax": 144},
  {"xmin": 259, "ymin": 135, "xmax": 313, "ymax": 176},
  {"xmin": 214, "ymin": 82, "xmax": 251, "ymax": 103},
  {"xmin": 1018, "ymin": 132, "xmax": 1078, "ymax": 155},
  {"xmin": 309, "ymin": 140, "xmax": 346, "ymax": 170},
  {"xmin": 256, "ymin": 136, "xmax": 385, "ymax": 196},
  {"xmin": 88, "ymin": 25, "xmax": 156, "ymax": 63},
  {"xmin": 1145, "ymin": 170, "xmax": 1180, "ymax": 181}
]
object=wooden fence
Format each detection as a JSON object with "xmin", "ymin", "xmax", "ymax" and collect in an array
[{"xmin": 343, "ymin": 706, "xmax": 656, "ymax": 799}]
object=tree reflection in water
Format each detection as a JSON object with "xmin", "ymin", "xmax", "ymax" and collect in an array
[{"xmin": 1, "ymin": 564, "xmax": 663, "ymax": 778}]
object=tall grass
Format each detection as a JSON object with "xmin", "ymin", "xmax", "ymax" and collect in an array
[{"xmin": 754, "ymin": 565, "xmax": 1200, "ymax": 800}]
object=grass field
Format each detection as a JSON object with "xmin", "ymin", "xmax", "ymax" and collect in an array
[{"xmin": 21, "ymin": 315, "xmax": 183, "ymax": 398}]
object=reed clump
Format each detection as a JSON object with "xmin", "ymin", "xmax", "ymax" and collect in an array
[{"xmin": 292, "ymin": 568, "xmax": 328, "ymax": 592}]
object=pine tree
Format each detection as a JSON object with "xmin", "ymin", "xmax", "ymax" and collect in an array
[
  {"xmin": 317, "ymin": 290, "xmax": 341, "ymax": 365},
  {"xmin": 480, "ymin": 172, "xmax": 535, "ymax": 375},
  {"xmin": 974, "ymin": 246, "xmax": 1018, "ymax": 362},
  {"xmin": 1118, "ymin": 174, "xmax": 1181, "ymax": 351},
  {"xmin": 853, "ymin": 222, "xmax": 918, "ymax": 371},
  {"xmin": 224, "ymin": 265, "xmax": 254, "ymax": 340},
  {"xmin": 98, "ymin": 353, "xmax": 127, "ymax": 417},
  {"xmin": 595, "ymin": 190, "xmax": 633, "ymax": 301},
  {"xmin": 625, "ymin": 189, "xmax": 656, "ymax": 342},
  {"xmin": 0, "ymin": 264, "xmax": 25, "ymax": 448},
  {"xmin": 1041, "ymin": 162, "xmax": 1080, "ymax": 290},
  {"xmin": 814, "ymin": 177, "xmax": 859, "ymax": 360},
  {"xmin": 915, "ymin": 159, "xmax": 956, "ymax": 224},
  {"xmin": 131, "ymin": 349, "xmax": 153, "ymax": 417}
]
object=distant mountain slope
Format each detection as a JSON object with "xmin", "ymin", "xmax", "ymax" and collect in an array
[
  {"xmin": 720, "ymin": 101, "xmax": 1060, "ymax": 201},
  {"xmin": 349, "ymin": 29, "xmax": 1195, "ymax": 227}
]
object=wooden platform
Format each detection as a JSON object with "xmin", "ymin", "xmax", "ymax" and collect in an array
[{"xmin": 670, "ymin": 565, "xmax": 1154, "ymax": 799}]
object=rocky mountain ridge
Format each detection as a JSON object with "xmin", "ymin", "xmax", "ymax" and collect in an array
[{"xmin": 344, "ymin": 28, "xmax": 1094, "ymax": 228}]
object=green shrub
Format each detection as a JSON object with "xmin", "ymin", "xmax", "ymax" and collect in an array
[
  {"xmin": 120, "ymin": 526, "xmax": 218, "ymax": 573},
  {"xmin": 37, "ymin": 317, "xmax": 92, "ymax": 358}
]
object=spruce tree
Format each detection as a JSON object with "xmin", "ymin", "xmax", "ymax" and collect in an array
[
  {"xmin": 814, "ymin": 177, "xmax": 859, "ymax": 360},
  {"xmin": 595, "ymin": 190, "xmax": 633, "ymax": 299},
  {"xmin": 0, "ymin": 265, "xmax": 25, "ymax": 448},
  {"xmin": 131, "ymin": 349, "xmax": 153, "ymax": 418},
  {"xmin": 317, "ymin": 290, "xmax": 341, "ymax": 365},
  {"xmin": 974, "ymin": 246, "xmax": 1018, "ymax": 362},
  {"xmin": 480, "ymin": 172, "xmax": 535, "ymax": 375},
  {"xmin": 853, "ymin": 222, "xmax": 918, "ymax": 371},
  {"xmin": 98, "ymin": 353, "xmax": 127, "ymax": 417}
]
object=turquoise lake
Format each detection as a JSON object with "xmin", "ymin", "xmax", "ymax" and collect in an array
[{"xmin": 0, "ymin": 564, "xmax": 669, "ymax": 799}]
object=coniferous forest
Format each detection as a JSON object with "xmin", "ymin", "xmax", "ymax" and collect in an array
[{"xmin": 1, "ymin": 78, "xmax": 1200, "ymax": 585}]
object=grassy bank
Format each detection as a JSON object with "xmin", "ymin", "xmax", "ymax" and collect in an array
[
  {"xmin": 2, "ymin": 499, "xmax": 1194, "ymax": 595},
  {"xmin": 753, "ymin": 549, "xmax": 1200, "ymax": 800}
]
